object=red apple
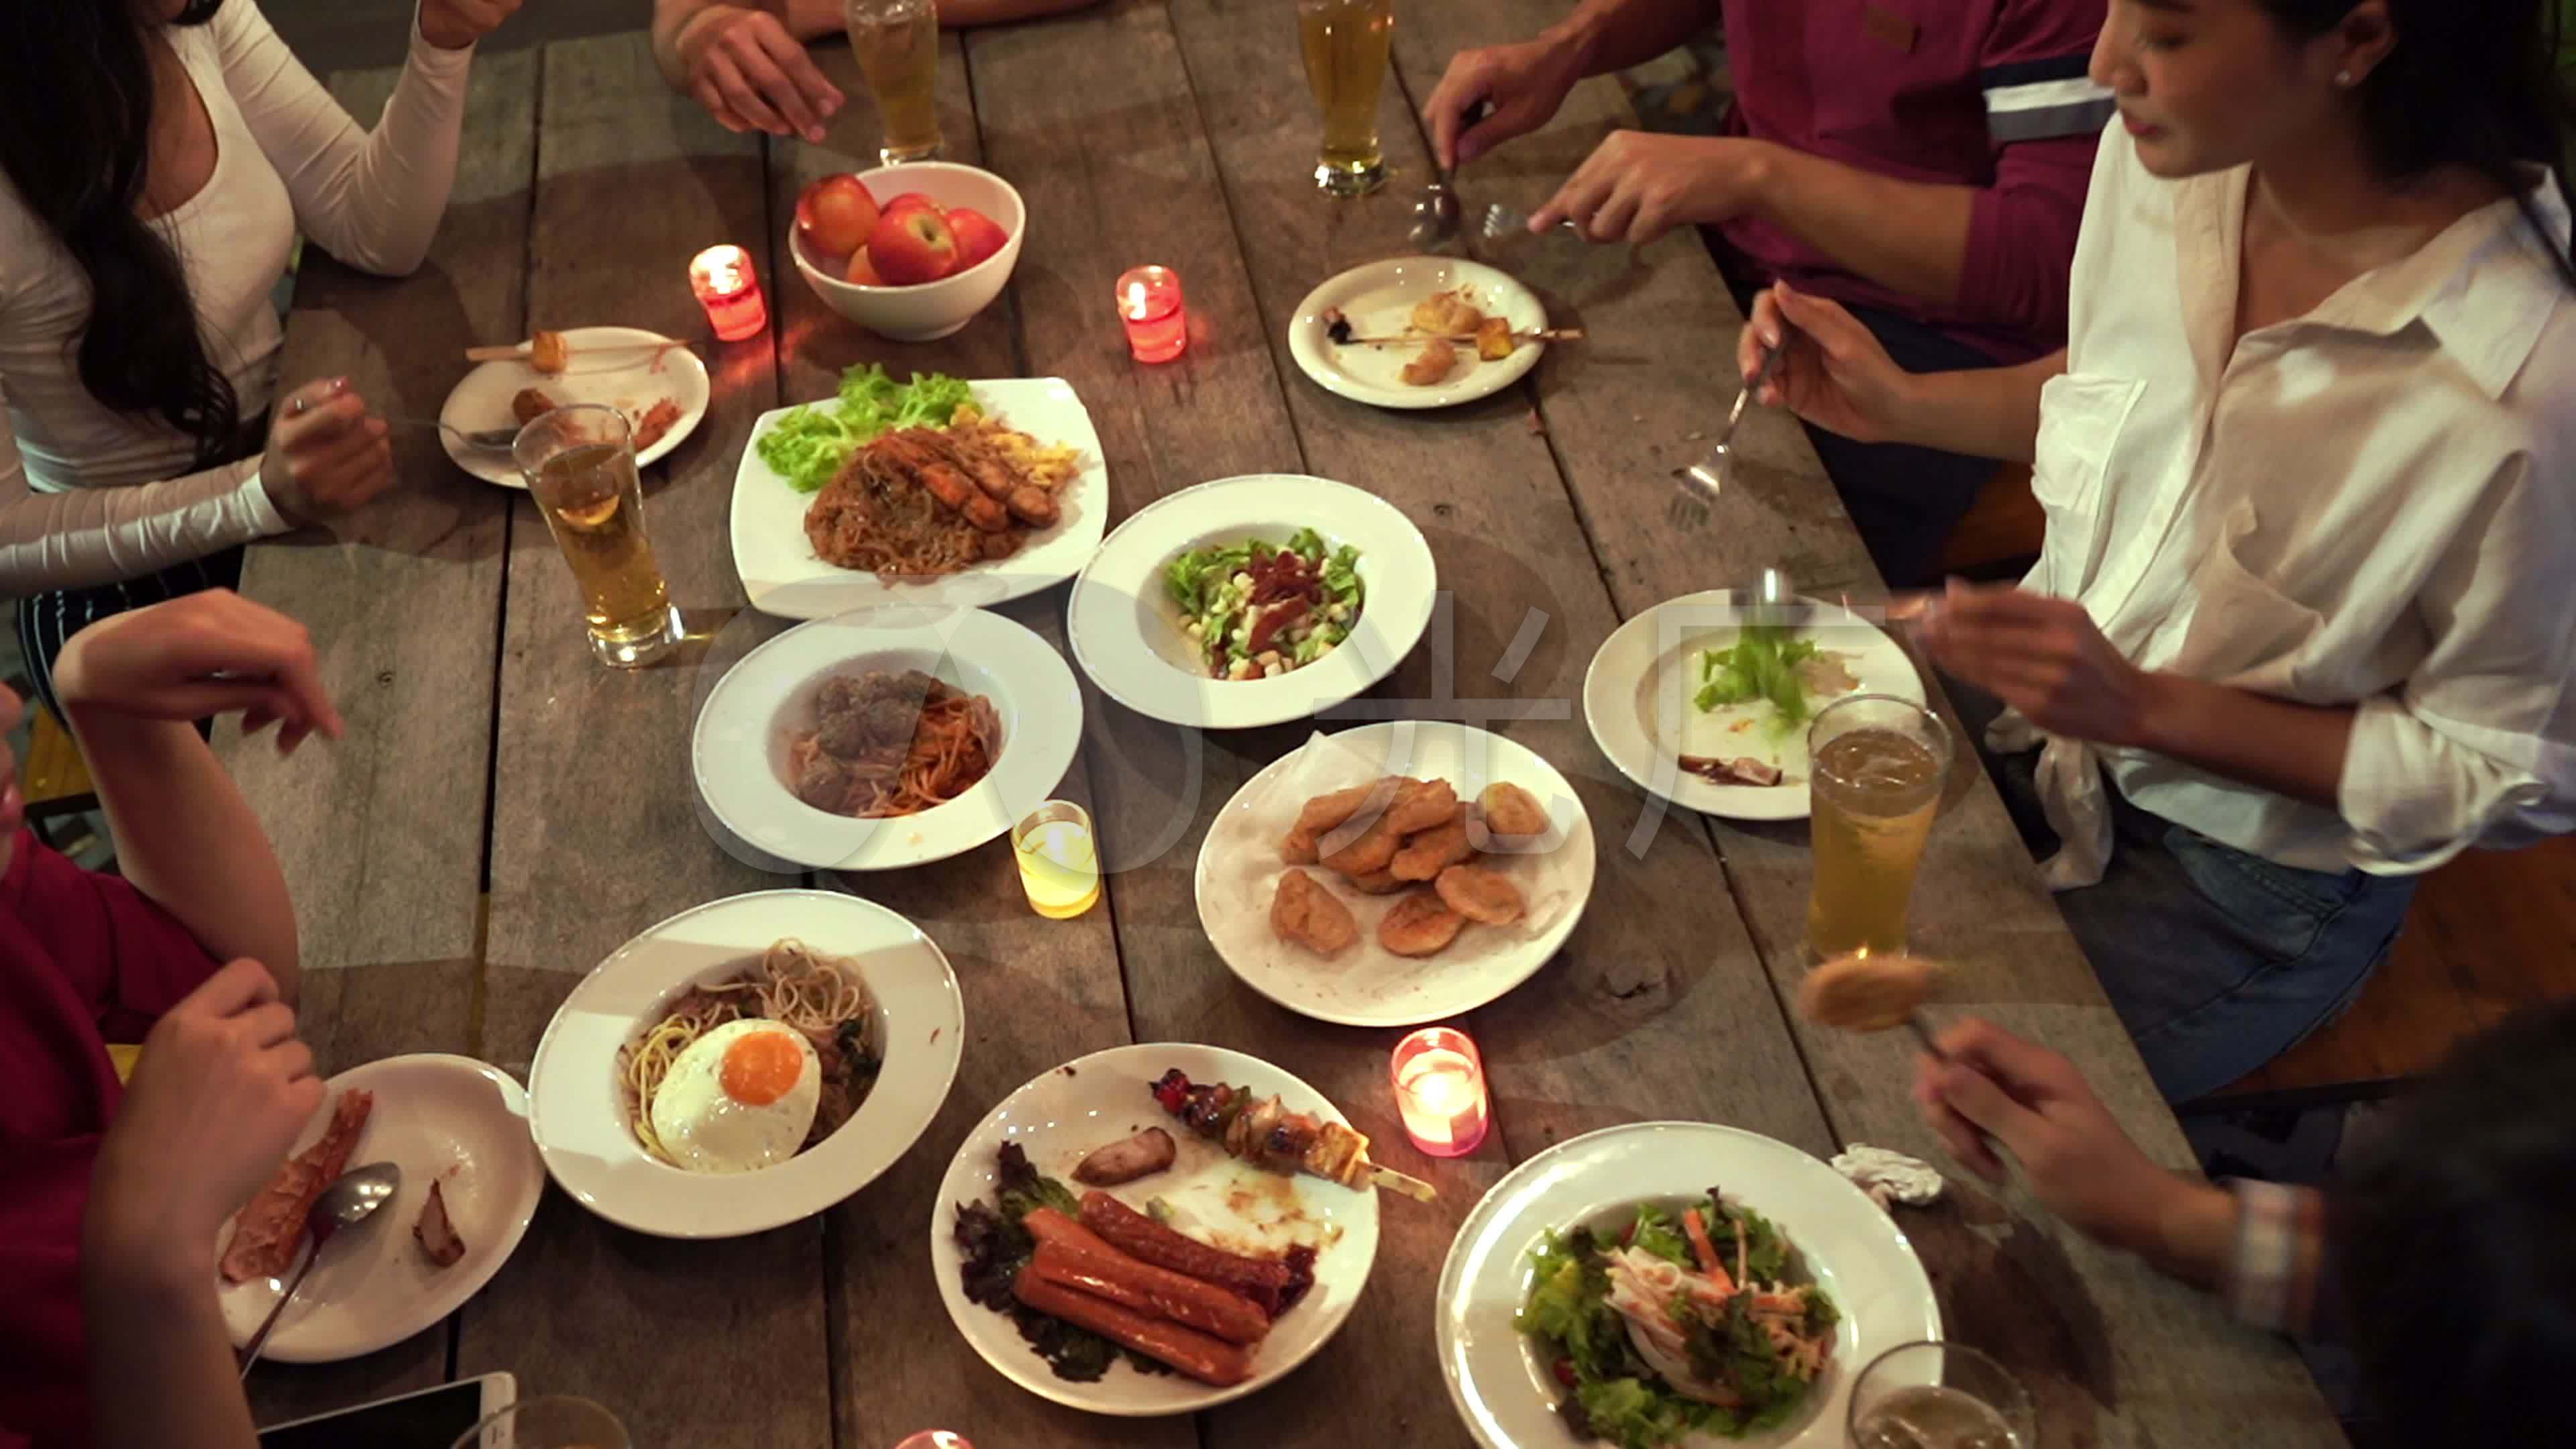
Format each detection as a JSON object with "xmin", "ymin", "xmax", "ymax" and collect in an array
[
  {"xmin": 946, "ymin": 208, "xmax": 1008, "ymax": 271},
  {"xmin": 879, "ymin": 192, "xmax": 941, "ymax": 221},
  {"xmin": 845, "ymin": 247, "xmax": 888, "ymax": 286},
  {"xmin": 796, "ymin": 174, "xmax": 879, "ymax": 259},
  {"xmin": 868, "ymin": 207, "xmax": 960, "ymax": 284}
]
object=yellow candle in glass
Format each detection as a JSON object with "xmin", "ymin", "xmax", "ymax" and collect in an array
[{"xmin": 1015, "ymin": 800, "xmax": 1101, "ymax": 919}]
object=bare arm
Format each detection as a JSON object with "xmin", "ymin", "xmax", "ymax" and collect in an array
[
  {"xmin": 1741, "ymin": 282, "xmax": 2062, "ymax": 462},
  {"xmin": 1549, "ymin": 0, "xmax": 1728, "ymax": 78},
  {"xmin": 81, "ymin": 1242, "xmax": 258, "ymax": 1449},
  {"xmin": 1745, "ymin": 146, "xmax": 1975, "ymax": 308},
  {"xmin": 2131, "ymin": 676, "xmax": 2353, "ymax": 810},
  {"xmin": 1889, "ymin": 350, "xmax": 2063, "ymax": 462}
]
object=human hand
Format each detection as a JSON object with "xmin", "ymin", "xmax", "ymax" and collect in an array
[
  {"xmin": 1424, "ymin": 38, "xmax": 1582, "ymax": 170},
  {"xmin": 85, "ymin": 960, "xmax": 322, "ymax": 1271},
  {"xmin": 1735, "ymin": 282, "xmax": 1921, "ymax": 443},
  {"xmin": 54, "ymin": 590, "xmax": 343, "ymax": 754},
  {"xmin": 258, "ymin": 378, "xmax": 394, "ymax": 527},
  {"xmin": 1529, "ymin": 131, "xmax": 1767, "ymax": 244},
  {"xmin": 1912, "ymin": 1018, "xmax": 2188, "ymax": 1254},
  {"xmin": 1909, "ymin": 582, "xmax": 2155, "ymax": 747},
  {"xmin": 417, "ymin": 0, "xmax": 525, "ymax": 51},
  {"xmin": 675, "ymin": 4, "xmax": 845, "ymax": 141}
]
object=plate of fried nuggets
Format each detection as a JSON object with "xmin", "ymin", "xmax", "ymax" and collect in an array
[{"xmin": 1197, "ymin": 724, "xmax": 1596, "ymax": 1027}]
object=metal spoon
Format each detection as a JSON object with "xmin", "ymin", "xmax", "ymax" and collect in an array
[
  {"xmin": 1667, "ymin": 339, "xmax": 1786, "ymax": 529},
  {"xmin": 390, "ymin": 417, "xmax": 520, "ymax": 451},
  {"xmin": 1407, "ymin": 175, "xmax": 1463, "ymax": 250},
  {"xmin": 237, "ymin": 1161, "xmax": 402, "ymax": 1378}
]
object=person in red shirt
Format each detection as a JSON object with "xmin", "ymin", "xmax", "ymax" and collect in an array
[
  {"xmin": 1425, "ymin": 0, "xmax": 2110, "ymax": 586},
  {"xmin": 0, "ymin": 590, "xmax": 341, "ymax": 1448}
]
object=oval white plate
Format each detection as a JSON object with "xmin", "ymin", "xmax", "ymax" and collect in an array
[
  {"xmin": 731, "ymin": 378, "xmax": 1108, "ymax": 619},
  {"xmin": 439, "ymin": 325, "xmax": 710, "ymax": 487},
  {"xmin": 1583, "ymin": 592, "xmax": 1925, "ymax": 822},
  {"xmin": 1195, "ymin": 721, "xmax": 1596, "ymax": 1026},
  {"xmin": 527, "ymin": 890, "xmax": 965, "ymax": 1238},
  {"xmin": 1287, "ymin": 258, "xmax": 1547, "ymax": 410},
  {"xmin": 1439, "ymin": 1122, "xmax": 1942, "ymax": 1449},
  {"xmin": 692, "ymin": 606, "xmax": 1079, "ymax": 871},
  {"xmin": 217, "ymin": 1054, "xmax": 542, "ymax": 1363},
  {"xmin": 1067, "ymin": 474, "xmax": 1436, "ymax": 730},
  {"xmin": 932, "ymin": 1042, "xmax": 1381, "ymax": 1415}
]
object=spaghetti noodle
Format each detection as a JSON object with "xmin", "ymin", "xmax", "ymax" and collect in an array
[
  {"xmin": 618, "ymin": 939, "xmax": 877, "ymax": 1168},
  {"xmin": 786, "ymin": 669, "xmax": 1002, "ymax": 818}
]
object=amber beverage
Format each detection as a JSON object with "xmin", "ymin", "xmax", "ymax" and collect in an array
[
  {"xmin": 1297, "ymin": 0, "xmax": 1394, "ymax": 195},
  {"xmin": 847, "ymin": 0, "xmax": 941, "ymax": 164},
  {"xmin": 513, "ymin": 405, "xmax": 682, "ymax": 669},
  {"xmin": 1804, "ymin": 696, "xmax": 1950, "ymax": 961}
]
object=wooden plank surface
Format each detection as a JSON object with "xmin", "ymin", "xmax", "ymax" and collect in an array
[
  {"xmin": 1385, "ymin": 5, "xmax": 2344, "ymax": 1442},
  {"xmin": 455, "ymin": 36, "xmax": 830, "ymax": 1448},
  {"xmin": 236, "ymin": 52, "xmax": 535, "ymax": 1426}
]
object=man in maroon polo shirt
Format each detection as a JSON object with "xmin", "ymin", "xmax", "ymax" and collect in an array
[
  {"xmin": 1427, "ymin": 0, "xmax": 2110, "ymax": 586},
  {"xmin": 1, "ymin": 591, "xmax": 337, "ymax": 1448}
]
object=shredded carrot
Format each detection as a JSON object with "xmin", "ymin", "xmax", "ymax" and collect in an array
[
  {"xmin": 1733, "ymin": 1216, "xmax": 1748, "ymax": 1289},
  {"xmin": 1684, "ymin": 1208, "xmax": 1734, "ymax": 1293}
]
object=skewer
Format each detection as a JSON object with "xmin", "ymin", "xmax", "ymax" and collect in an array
[
  {"xmin": 1152, "ymin": 1069, "xmax": 1438, "ymax": 1203},
  {"xmin": 1361, "ymin": 1162, "xmax": 1438, "ymax": 1202},
  {"xmin": 463, "ymin": 337, "xmax": 691, "ymax": 365},
  {"xmin": 1334, "ymin": 327, "xmax": 1585, "ymax": 347}
]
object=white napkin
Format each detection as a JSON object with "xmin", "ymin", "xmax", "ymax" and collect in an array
[
  {"xmin": 1832, "ymin": 1144, "xmax": 1945, "ymax": 1211},
  {"xmin": 1985, "ymin": 708, "xmax": 2112, "ymax": 891},
  {"xmin": 1202, "ymin": 731, "xmax": 1588, "ymax": 1017}
]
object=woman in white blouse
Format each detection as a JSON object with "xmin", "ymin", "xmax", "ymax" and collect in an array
[
  {"xmin": 0, "ymin": 0, "xmax": 519, "ymax": 718},
  {"xmin": 1737, "ymin": 0, "xmax": 2575, "ymax": 1098}
]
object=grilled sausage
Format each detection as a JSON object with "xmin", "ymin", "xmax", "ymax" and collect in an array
[
  {"xmin": 1026, "ymin": 1240, "xmax": 1269, "ymax": 1344},
  {"xmin": 1011, "ymin": 1267, "xmax": 1253, "ymax": 1385},
  {"xmin": 1079, "ymin": 1191, "xmax": 1294, "ymax": 1316},
  {"xmin": 1073, "ymin": 1127, "xmax": 1177, "ymax": 1187}
]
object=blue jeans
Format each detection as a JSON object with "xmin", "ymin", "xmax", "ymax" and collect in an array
[{"xmin": 1955, "ymin": 683, "xmax": 2418, "ymax": 1101}]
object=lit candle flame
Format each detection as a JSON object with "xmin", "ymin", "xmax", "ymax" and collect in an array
[{"xmin": 1124, "ymin": 281, "xmax": 1150, "ymax": 319}]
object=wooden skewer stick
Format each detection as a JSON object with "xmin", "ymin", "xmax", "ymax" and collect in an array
[
  {"xmin": 1335, "ymin": 327, "xmax": 1585, "ymax": 347},
  {"xmin": 462, "ymin": 337, "xmax": 690, "ymax": 364},
  {"xmin": 1362, "ymin": 1161, "xmax": 1438, "ymax": 1202}
]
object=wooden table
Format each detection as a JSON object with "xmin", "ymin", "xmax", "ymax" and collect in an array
[{"xmin": 229, "ymin": 6, "xmax": 2342, "ymax": 1445}]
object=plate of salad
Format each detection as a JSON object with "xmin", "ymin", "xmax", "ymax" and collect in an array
[
  {"xmin": 1067, "ymin": 474, "xmax": 1436, "ymax": 729},
  {"xmin": 731, "ymin": 366, "xmax": 1109, "ymax": 617},
  {"xmin": 1437, "ymin": 1122, "xmax": 1939, "ymax": 1449},
  {"xmin": 1581, "ymin": 591, "xmax": 1923, "ymax": 821}
]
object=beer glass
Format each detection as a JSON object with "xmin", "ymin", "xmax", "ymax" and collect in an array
[
  {"xmin": 1849, "ymin": 1342, "xmax": 2033, "ymax": 1449},
  {"xmin": 847, "ymin": 0, "xmax": 941, "ymax": 164},
  {"xmin": 1297, "ymin": 0, "xmax": 1394, "ymax": 195},
  {"xmin": 449, "ymin": 1395, "xmax": 630, "ymax": 1449},
  {"xmin": 1804, "ymin": 694, "xmax": 1950, "ymax": 961},
  {"xmin": 513, "ymin": 405, "xmax": 684, "ymax": 669}
]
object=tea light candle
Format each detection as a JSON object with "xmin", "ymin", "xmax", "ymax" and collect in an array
[
  {"xmin": 893, "ymin": 1435, "xmax": 973, "ymax": 1449},
  {"xmin": 1014, "ymin": 800, "xmax": 1102, "ymax": 920},
  {"xmin": 1390, "ymin": 1026, "xmax": 1489, "ymax": 1157},
  {"xmin": 1115, "ymin": 264, "xmax": 1187, "ymax": 363},
  {"xmin": 689, "ymin": 244, "xmax": 769, "ymax": 341}
]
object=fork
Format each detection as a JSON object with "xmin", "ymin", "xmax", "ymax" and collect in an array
[
  {"xmin": 1666, "ymin": 339, "xmax": 1786, "ymax": 529},
  {"xmin": 388, "ymin": 417, "xmax": 519, "ymax": 451},
  {"xmin": 1477, "ymin": 203, "xmax": 1583, "ymax": 241}
]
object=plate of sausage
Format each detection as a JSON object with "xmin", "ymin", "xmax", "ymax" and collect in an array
[{"xmin": 930, "ymin": 1042, "xmax": 1387, "ymax": 1413}]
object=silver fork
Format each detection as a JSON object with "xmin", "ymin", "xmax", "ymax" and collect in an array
[
  {"xmin": 389, "ymin": 417, "xmax": 519, "ymax": 451},
  {"xmin": 1666, "ymin": 340, "xmax": 1786, "ymax": 529},
  {"xmin": 1478, "ymin": 203, "xmax": 1583, "ymax": 241}
]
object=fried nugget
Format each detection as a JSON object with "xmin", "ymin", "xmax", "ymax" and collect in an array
[
  {"xmin": 1318, "ymin": 816, "xmax": 1403, "ymax": 876},
  {"xmin": 1390, "ymin": 816, "xmax": 1473, "ymax": 882},
  {"xmin": 1280, "ymin": 829, "xmax": 1322, "ymax": 865},
  {"xmin": 1297, "ymin": 779, "xmax": 1399, "ymax": 838},
  {"xmin": 1478, "ymin": 782, "xmax": 1550, "ymax": 841},
  {"xmin": 1379, "ymin": 892, "xmax": 1467, "ymax": 957},
  {"xmin": 1382, "ymin": 779, "xmax": 1460, "ymax": 836},
  {"xmin": 1345, "ymin": 867, "xmax": 1407, "ymax": 895},
  {"xmin": 510, "ymin": 386, "xmax": 559, "ymax": 426},
  {"xmin": 1474, "ymin": 316, "xmax": 1515, "ymax": 361},
  {"xmin": 1436, "ymin": 863, "xmax": 1525, "ymax": 926},
  {"xmin": 528, "ymin": 329, "xmax": 570, "ymax": 374},
  {"xmin": 1401, "ymin": 336, "xmax": 1458, "ymax": 387},
  {"xmin": 1271, "ymin": 869, "xmax": 1358, "ymax": 956}
]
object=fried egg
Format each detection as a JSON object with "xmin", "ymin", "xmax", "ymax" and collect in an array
[{"xmin": 649, "ymin": 1018, "xmax": 820, "ymax": 1173}]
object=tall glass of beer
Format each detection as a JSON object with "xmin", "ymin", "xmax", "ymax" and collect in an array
[
  {"xmin": 1297, "ymin": 0, "xmax": 1394, "ymax": 195},
  {"xmin": 513, "ymin": 405, "xmax": 684, "ymax": 669},
  {"xmin": 846, "ymin": 0, "xmax": 941, "ymax": 164},
  {"xmin": 1805, "ymin": 694, "xmax": 1951, "ymax": 961}
]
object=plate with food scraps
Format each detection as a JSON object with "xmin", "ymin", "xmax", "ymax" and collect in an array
[
  {"xmin": 731, "ymin": 370, "xmax": 1108, "ymax": 619},
  {"xmin": 1197, "ymin": 721, "xmax": 1596, "ymax": 1027},
  {"xmin": 1583, "ymin": 591, "xmax": 1923, "ymax": 822},
  {"xmin": 526, "ymin": 890, "xmax": 965, "ymax": 1238},
  {"xmin": 1438, "ymin": 1121, "xmax": 1941, "ymax": 1449},
  {"xmin": 439, "ymin": 325, "xmax": 709, "ymax": 487},
  {"xmin": 932, "ymin": 1041, "xmax": 1391, "ymax": 1415},
  {"xmin": 1287, "ymin": 257, "xmax": 1550, "ymax": 411},
  {"xmin": 692, "ymin": 605, "xmax": 1080, "ymax": 871},
  {"xmin": 1066, "ymin": 474, "xmax": 1436, "ymax": 730},
  {"xmin": 216, "ymin": 1054, "xmax": 543, "ymax": 1363}
]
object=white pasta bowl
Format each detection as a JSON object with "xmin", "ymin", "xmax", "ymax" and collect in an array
[
  {"xmin": 789, "ymin": 162, "xmax": 1025, "ymax": 341},
  {"xmin": 527, "ymin": 890, "xmax": 965, "ymax": 1238}
]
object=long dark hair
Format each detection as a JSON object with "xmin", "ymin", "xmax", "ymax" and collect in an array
[
  {"xmin": 2255, "ymin": 0, "xmax": 2576, "ymax": 288},
  {"xmin": 0, "ymin": 0, "xmax": 244, "ymax": 470}
]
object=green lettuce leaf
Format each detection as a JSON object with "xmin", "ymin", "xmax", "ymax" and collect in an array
[{"xmin": 757, "ymin": 364, "xmax": 975, "ymax": 492}]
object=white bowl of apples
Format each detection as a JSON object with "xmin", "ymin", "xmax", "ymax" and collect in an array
[{"xmin": 789, "ymin": 162, "xmax": 1024, "ymax": 342}]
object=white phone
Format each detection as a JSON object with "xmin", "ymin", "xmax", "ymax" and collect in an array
[{"xmin": 258, "ymin": 1372, "xmax": 515, "ymax": 1449}]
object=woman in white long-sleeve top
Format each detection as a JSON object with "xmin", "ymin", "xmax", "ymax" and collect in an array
[
  {"xmin": 1736, "ymin": 0, "xmax": 2576, "ymax": 1099},
  {"xmin": 0, "ymin": 0, "xmax": 520, "ymax": 718}
]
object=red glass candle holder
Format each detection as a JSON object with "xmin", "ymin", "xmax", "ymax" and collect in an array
[
  {"xmin": 1116, "ymin": 264, "xmax": 1187, "ymax": 363},
  {"xmin": 689, "ymin": 244, "xmax": 769, "ymax": 341},
  {"xmin": 1390, "ymin": 1026, "xmax": 1489, "ymax": 1157}
]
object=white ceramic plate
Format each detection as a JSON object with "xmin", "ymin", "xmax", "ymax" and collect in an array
[
  {"xmin": 1583, "ymin": 592, "xmax": 1925, "ymax": 822},
  {"xmin": 932, "ymin": 1042, "xmax": 1381, "ymax": 1415},
  {"xmin": 217, "ymin": 1055, "xmax": 543, "ymax": 1363},
  {"xmin": 526, "ymin": 890, "xmax": 965, "ymax": 1238},
  {"xmin": 439, "ymin": 325, "xmax": 710, "ymax": 487},
  {"xmin": 1287, "ymin": 258, "xmax": 1547, "ymax": 410},
  {"xmin": 1439, "ymin": 1122, "xmax": 1942, "ymax": 1449},
  {"xmin": 1195, "ymin": 722, "xmax": 1596, "ymax": 1026},
  {"xmin": 1067, "ymin": 474, "xmax": 1436, "ymax": 730},
  {"xmin": 731, "ymin": 378, "xmax": 1109, "ymax": 619},
  {"xmin": 691, "ymin": 606, "xmax": 1079, "ymax": 871}
]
